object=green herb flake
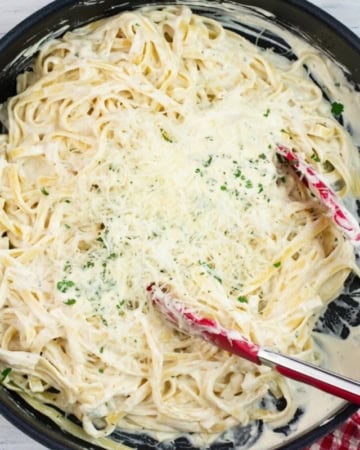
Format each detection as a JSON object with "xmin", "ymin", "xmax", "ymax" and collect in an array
[
  {"xmin": 237, "ymin": 296, "xmax": 248, "ymax": 304},
  {"xmin": 63, "ymin": 261, "xmax": 71, "ymax": 273},
  {"xmin": 40, "ymin": 187, "xmax": 49, "ymax": 196},
  {"xmin": 160, "ymin": 128, "xmax": 173, "ymax": 143},
  {"xmin": 83, "ymin": 260, "xmax": 95, "ymax": 269},
  {"xmin": 220, "ymin": 185, "xmax": 227, "ymax": 191},
  {"xmin": 57, "ymin": 280, "xmax": 75, "ymax": 293},
  {"xmin": 323, "ymin": 160, "xmax": 335, "ymax": 172},
  {"xmin": 273, "ymin": 261, "xmax": 281, "ymax": 268},
  {"xmin": 195, "ymin": 168, "xmax": 203, "ymax": 176},
  {"xmin": 258, "ymin": 183, "xmax": 264, "ymax": 194},
  {"xmin": 234, "ymin": 168, "xmax": 242, "ymax": 178},
  {"xmin": 311, "ymin": 151, "xmax": 321, "ymax": 163},
  {"xmin": 98, "ymin": 368, "xmax": 104, "ymax": 374},
  {"xmin": 99, "ymin": 346, "xmax": 104, "ymax": 354},
  {"xmin": 64, "ymin": 298, "xmax": 76, "ymax": 306},
  {"xmin": 214, "ymin": 275, "xmax": 222, "ymax": 284},
  {"xmin": 1, "ymin": 368, "xmax": 12, "ymax": 382},
  {"xmin": 203, "ymin": 155, "xmax": 213, "ymax": 168},
  {"xmin": 263, "ymin": 108, "xmax": 271, "ymax": 117},
  {"xmin": 258, "ymin": 153, "xmax": 267, "ymax": 160},
  {"xmin": 331, "ymin": 102, "xmax": 344, "ymax": 116},
  {"xmin": 280, "ymin": 128, "xmax": 290, "ymax": 136},
  {"xmin": 245, "ymin": 180, "xmax": 253, "ymax": 189},
  {"xmin": 116, "ymin": 300, "xmax": 126, "ymax": 309},
  {"xmin": 96, "ymin": 236, "xmax": 107, "ymax": 248}
]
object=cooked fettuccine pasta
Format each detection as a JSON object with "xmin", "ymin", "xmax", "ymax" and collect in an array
[{"xmin": 0, "ymin": 4, "xmax": 359, "ymax": 443}]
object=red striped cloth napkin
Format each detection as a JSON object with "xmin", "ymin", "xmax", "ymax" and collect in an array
[{"xmin": 307, "ymin": 410, "xmax": 360, "ymax": 450}]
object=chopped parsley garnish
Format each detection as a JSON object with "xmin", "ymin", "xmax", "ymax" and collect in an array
[
  {"xmin": 96, "ymin": 236, "xmax": 108, "ymax": 249},
  {"xmin": 1, "ymin": 368, "xmax": 12, "ymax": 382},
  {"xmin": 160, "ymin": 128, "xmax": 173, "ymax": 143},
  {"xmin": 98, "ymin": 368, "xmax": 104, "ymax": 374},
  {"xmin": 195, "ymin": 168, "xmax": 203, "ymax": 176},
  {"xmin": 280, "ymin": 129, "xmax": 291, "ymax": 137},
  {"xmin": 40, "ymin": 187, "xmax": 49, "ymax": 196},
  {"xmin": 57, "ymin": 280, "xmax": 75, "ymax": 293},
  {"xmin": 83, "ymin": 260, "xmax": 95, "ymax": 269},
  {"xmin": 245, "ymin": 180, "xmax": 253, "ymax": 189},
  {"xmin": 203, "ymin": 155, "xmax": 213, "ymax": 167},
  {"xmin": 234, "ymin": 168, "xmax": 242, "ymax": 178},
  {"xmin": 273, "ymin": 261, "xmax": 281, "ymax": 268},
  {"xmin": 263, "ymin": 108, "xmax": 271, "ymax": 117},
  {"xmin": 116, "ymin": 300, "xmax": 126, "ymax": 309},
  {"xmin": 311, "ymin": 151, "xmax": 321, "ymax": 163},
  {"xmin": 63, "ymin": 261, "xmax": 71, "ymax": 273},
  {"xmin": 63, "ymin": 299, "xmax": 76, "ymax": 306},
  {"xmin": 199, "ymin": 260, "xmax": 221, "ymax": 283},
  {"xmin": 199, "ymin": 261, "xmax": 213, "ymax": 270},
  {"xmin": 237, "ymin": 296, "xmax": 248, "ymax": 304},
  {"xmin": 258, "ymin": 183, "xmax": 264, "ymax": 193},
  {"xmin": 258, "ymin": 153, "xmax": 267, "ymax": 160},
  {"xmin": 331, "ymin": 102, "xmax": 344, "ymax": 116},
  {"xmin": 220, "ymin": 184, "xmax": 227, "ymax": 191},
  {"xmin": 323, "ymin": 160, "xmax": 335, "ymax": 172},
  {"xmin": 99, "ymin": 346, "xmax": 104, "ymax": 354}
]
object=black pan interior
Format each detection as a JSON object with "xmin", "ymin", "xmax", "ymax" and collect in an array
[{"xmin": 0, "ymin": 1, "xmax": 359, "ymax": 449}]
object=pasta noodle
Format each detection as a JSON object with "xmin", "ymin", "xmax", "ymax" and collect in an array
[{"xmin": 0, "ymin": 4, "xmax": 359, "ymax": 444}]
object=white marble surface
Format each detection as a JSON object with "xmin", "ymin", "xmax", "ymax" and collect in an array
[{"xmin": 0, "ymin": 0, "xmax": 358, "ymax": 449}]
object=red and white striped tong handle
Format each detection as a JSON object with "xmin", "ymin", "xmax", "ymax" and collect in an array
[
  {"xmin": 277, "ymin": 145, "xmax": 360, "ymax": 244},
  {"xmin": 148, "ymin": 283, "xmax": 360, "ymax": 405}
]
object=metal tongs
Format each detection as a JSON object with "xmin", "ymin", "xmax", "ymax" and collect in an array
[
  {"xmin": 148, "ymin": 283, "xmax": 360, "ymax": 405},
  {"xmin": 148, "ymin": 145, "xmax": 360, "ymax": 405}
]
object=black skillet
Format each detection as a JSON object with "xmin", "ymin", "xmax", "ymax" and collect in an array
[{"xmin": 0, "ymin": 1, "xmax": 359, "ymax": 449}]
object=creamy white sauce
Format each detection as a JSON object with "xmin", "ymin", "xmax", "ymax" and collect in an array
[
  {"xmin": 0, "ymin": 2, "xmax": 359, "ymax": 449},
  {"xmin": 138, "ymin": 2, "xmax": 360, "ymax": 448}
]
